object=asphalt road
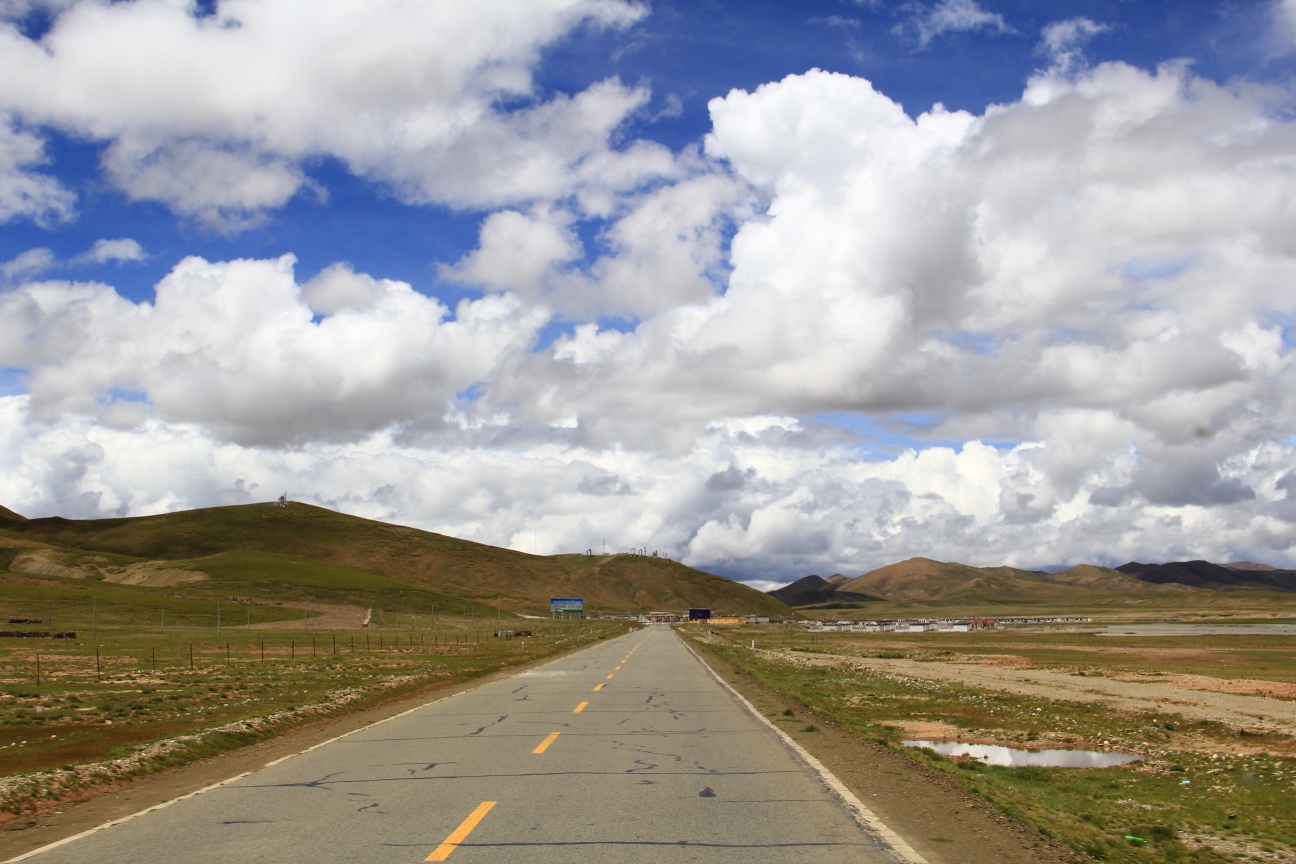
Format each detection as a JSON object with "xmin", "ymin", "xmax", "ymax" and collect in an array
[{"xmin": 19, "ymin": 625, "xmax": 907, "ymax": 863}]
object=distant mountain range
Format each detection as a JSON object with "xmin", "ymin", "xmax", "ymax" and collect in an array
[
  {"xmin": 1115, "ymin": 560, "xmax": 1296, "ymax": 591},
  {"xmin": 767, "ymin": 556, "xmax": 1296, "ymax": 608}
]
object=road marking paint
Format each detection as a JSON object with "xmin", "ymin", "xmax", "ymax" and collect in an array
[
  {"xmin": 681, "ymin": 639, "xmax": 929, "ymax": 864},
  {"xmin": 573, "ymin": 701, "xmax": 588, "ymax": 713},
  {"xmin": 532, "ymin": 731, "xmax": 561, "ymax": 754},
  {"xmin": 605, "ymin": 673, "xmax": 614, "ymax": 679},
  {"xmin": 593, "ymin": 683, "xmax": 604, "ymax": 691},
  {"xmin": 425, "ymin": 801, "xmax": 496, "ymax": 862},
  {"xmin": 614, "ymin": 665, "xmax": 622, "ymax": 670}
]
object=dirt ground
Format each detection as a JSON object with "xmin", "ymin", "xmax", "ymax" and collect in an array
[
  {"xmin": 690, "ymin": 641, "xmax": 1080, "ymax": 864},
  {"xmin": 771, "ymin": 650, "xmax": 1296, "ymax": 739}
]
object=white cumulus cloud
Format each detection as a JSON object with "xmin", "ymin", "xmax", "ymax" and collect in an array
[
  {"xmin": 0, "ymin": 117, "xmax": 75, "ymax": 225},
  {"xmin": 81, "ymin": 238, "xmax": 146, "ymax": 264},
  {"xmin": 0, "ymin": 0, "xmax": 667, "ymax": 229}
]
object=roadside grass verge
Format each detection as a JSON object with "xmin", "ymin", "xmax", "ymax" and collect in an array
[
  {"xmin": 691, "ymin": 629, "xmax": 1296, "ymax": 863},
  {"xmin": 0, "ymin": 620, "xmax": 631, "ymax": 817}
]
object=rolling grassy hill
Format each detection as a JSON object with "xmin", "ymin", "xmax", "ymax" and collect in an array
[{"xmin": 4, "ymin": 502, "xmax": 788, "ymax": 617}]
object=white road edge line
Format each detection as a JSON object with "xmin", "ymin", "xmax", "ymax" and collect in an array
[
  {"xmin": 681, "ymin": 635, "xmax": 929, "ymax": 864},
  {"xmin": 4, "ymin": 630, "xmax": 640, "ymax": 863}
]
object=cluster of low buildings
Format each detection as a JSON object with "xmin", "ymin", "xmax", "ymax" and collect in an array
[
  {"xmin": 638, "ymin": 611, "xmax": 772, "ymax": 624},
  {"xmin": 634, "ymin": 611, "xmax": 1092, "ymax": 630},
  {"xmin": 805, "ymin": 617, "xmax": 996, "ymax": 632}
]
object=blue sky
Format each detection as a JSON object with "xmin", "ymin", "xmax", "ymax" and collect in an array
[{"xmin": 3, "ymin": 0, "xmax": 1296, "ymax": 586}]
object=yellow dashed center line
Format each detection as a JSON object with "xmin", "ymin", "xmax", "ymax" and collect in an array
[
  {"xmin": 532, "ymin": 732, "xmax": 561, "ymax": 754},
  {"xmin": 425, "ymin": 801, "xmax": 496, "ymax": 861},
  {"xmin": 614, "ymin": 665, "xmax": 622, "ymax": 670},
  {"xmin": 573, "ymin": 701, "xmax": 588, "ymax": 713},
  {"xmin": 606, "ymin": 673, "xmax": 614, "ymax": 679},
  {"xmin": 593, "ymin": 683, "xmax": 604, "ymax": 691}
]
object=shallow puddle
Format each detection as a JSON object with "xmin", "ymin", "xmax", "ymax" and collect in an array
[{"xmin": 903, "ymin": 740, "xmax": 1143, "ymax": 767}]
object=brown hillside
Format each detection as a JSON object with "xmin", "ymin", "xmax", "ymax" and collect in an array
[
  {"xmin": 7, "ymin": 502, "xmax": 787, "ymax": 616},
  {"xmin": 839, "ymin": 558, "xmax": 988, "ymax": 600},
  {"xmin": 839, "ymin": 557, "xmax": 1117, "ymax": 605}
]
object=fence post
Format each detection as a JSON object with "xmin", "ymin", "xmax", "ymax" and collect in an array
[
  {"xmin": 96, "ymin": 647, "xmax": 101, "ymax": 681},
  {"xmin": 35, "ymin": 654, "xmax": 39, "ymax": 686},
  {"xmin": 189, "ymin": 643, "xmax": 193, "ymax": 671}
]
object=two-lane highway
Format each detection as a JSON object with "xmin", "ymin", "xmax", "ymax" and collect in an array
[{"xmin": 15, "ymin": 625, "xmax": 913, "ymax": 863}]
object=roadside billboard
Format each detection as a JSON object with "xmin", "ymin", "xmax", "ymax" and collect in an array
[{"xmin": 550, "ymin": 598, "xmax": 584, "ymax": 618}]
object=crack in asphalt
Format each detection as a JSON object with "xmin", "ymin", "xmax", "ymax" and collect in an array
[{"xmin": 466, "ymin": 714, "xmax": 509, "ymax": 736}]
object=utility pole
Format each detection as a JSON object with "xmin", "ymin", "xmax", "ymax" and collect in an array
[
  {"xmin": 217, "ymin": 600, "xmax": 221, "ymax": 637},
  {"xmin": 91, "ymin": 597, "xmax": 96, "ymax": 640},
  {"xmin": 161, "ymin": 605, "xmax": 166, "ymax": 632}
]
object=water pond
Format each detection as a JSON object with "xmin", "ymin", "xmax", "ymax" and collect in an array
[{"xmin": 903, "ymin": 740, "xmax": 1143, "ymax": 768}]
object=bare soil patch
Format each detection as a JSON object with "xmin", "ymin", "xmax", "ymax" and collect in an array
[
  {"xmin": 1110, "ymin": 672, "xmax": 1296, "ymax": 700},
  {"xmin": 772, "ymin": 650, "xmax": 1296, "ymax": 745}
]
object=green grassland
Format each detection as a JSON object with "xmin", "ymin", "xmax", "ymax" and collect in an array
[{"xmin": 691, "ymin": 626, "xmax": 1296, "ymax": 863}]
